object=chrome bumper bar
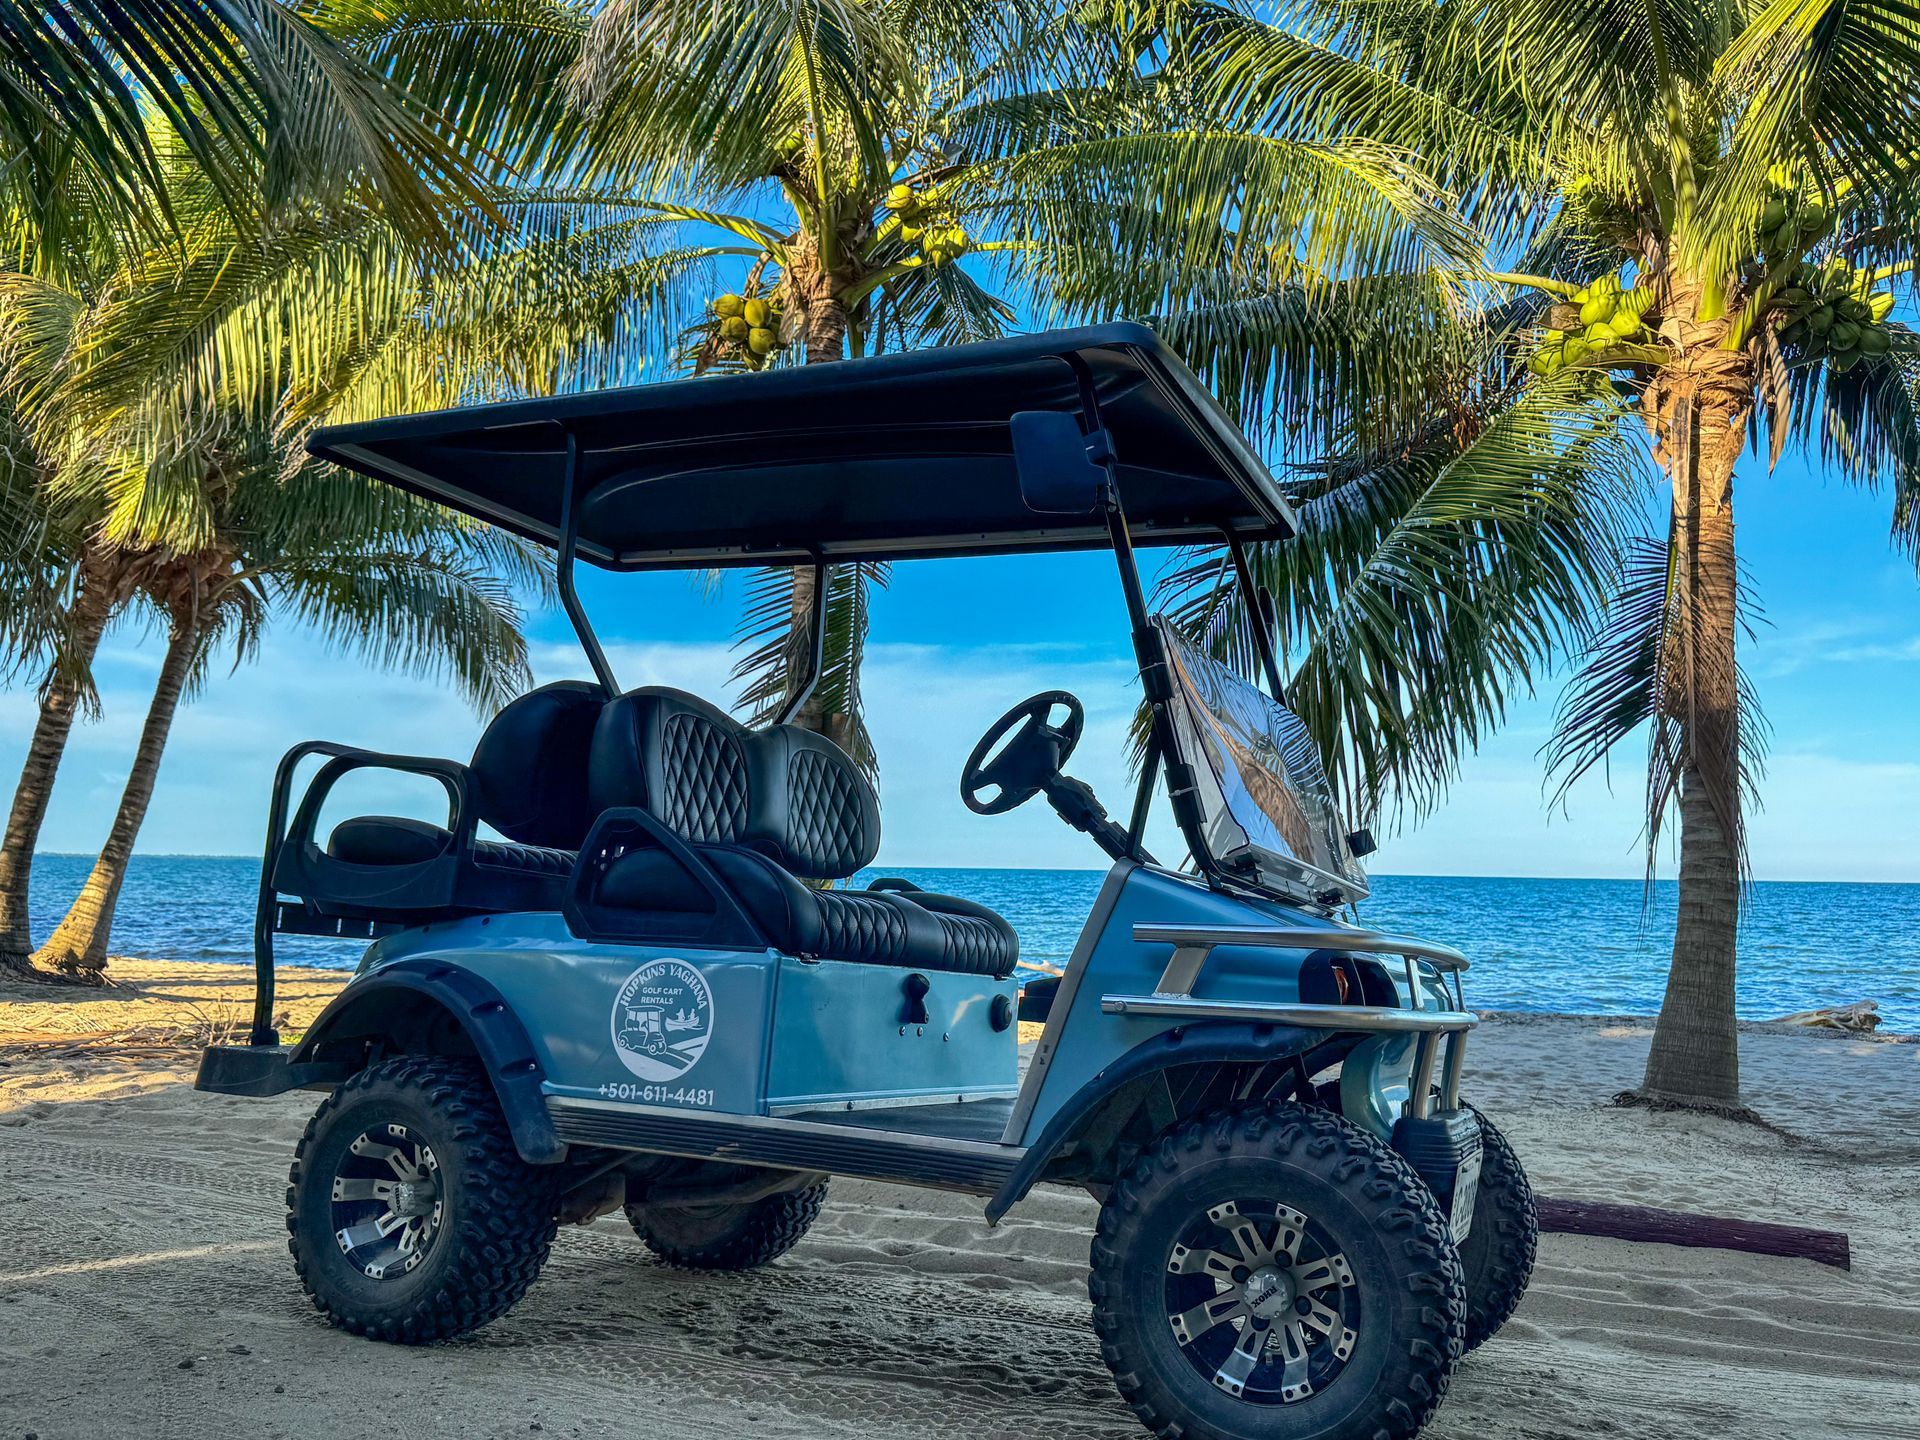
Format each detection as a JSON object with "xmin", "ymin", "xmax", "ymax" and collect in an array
[
  {"xmin": 1131, "ymin": 923, "xmax": 1469, "ymax": 972},
  {"xmin": 1121, "ymin": 921, "xmax": 1475, "ymax": 1119},
  {"xmin": 1099, "ymin": 995, "xmax": 1475, "ymax": 1033}
]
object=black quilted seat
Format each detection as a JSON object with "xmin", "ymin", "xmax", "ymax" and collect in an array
[
  {"xmin": 588, "ymin": 688, "xmax": 1019, "ymax": 978},
  {"xmin": 298, "ymin": 680, "xmax": 605, "ymax": 918},
  {"xmin": 327, "ymin": 815, "xmax": 578, "ymax": 911}
]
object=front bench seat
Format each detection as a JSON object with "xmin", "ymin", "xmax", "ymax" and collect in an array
[
  {"xmin": 312, "ymin": 679, "xmax": 604, "ymax": 917},
  {"xmin": 587, "ymin": 688, "xmax": 1018, "ymax": 979}
]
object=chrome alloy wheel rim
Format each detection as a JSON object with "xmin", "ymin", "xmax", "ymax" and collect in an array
[
  {"xmin": 1164, "ymin": 1200, "xmax": 1359, "ymax": 1404},
  {"xmin": 329, "ymin": 1122, "xmax": 443, "ymax": 1281}
]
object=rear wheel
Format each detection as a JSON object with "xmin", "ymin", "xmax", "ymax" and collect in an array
[
  {"xmin": 626, "ymin": 1179, "xmax": 828, "ymax": 1270},
  {"xmin": 287, "ymin": 1056, "xmax": 559, "ymax": 1343},
  {"xmin": 1456, "ymin": 1106, "xmax": 1537, "ymax": 1350},
  {"xmin": 1091, "ymin": 1101, "xmax": 1464, "ymax": 1440}
]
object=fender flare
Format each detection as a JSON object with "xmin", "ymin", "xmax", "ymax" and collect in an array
[
  {"xmin": 292, "ymin": 959, "xmax": 565, "ymax": 1164},
  {"xmin": 987, "ymin": 1020, "xmax": 1330, "ymax": 1222}
]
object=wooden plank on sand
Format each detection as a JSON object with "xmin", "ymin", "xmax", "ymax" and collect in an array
[{"xmin": 1538, "ymin": 1196, "xmax": 1851, "ymax": 1270}]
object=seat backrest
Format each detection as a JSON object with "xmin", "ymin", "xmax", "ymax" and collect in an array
[
  {"xmin": 469, "ymin": 680, "xmax": 606, "ymax": 850},
  {"xmin": 588, "ymin": 687, "xmax": 879, "ymax": 880}
]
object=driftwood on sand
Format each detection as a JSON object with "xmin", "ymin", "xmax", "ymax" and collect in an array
[
  {"xmin": 1538, "ymin": 1196, "xmax": 1851, "ymax": 1270},
  {"xmin": 1767, "ymin": 1000, "xmax": 1880, "ymax": 1033}
]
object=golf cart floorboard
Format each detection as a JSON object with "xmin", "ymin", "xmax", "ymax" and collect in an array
[{"xmin": 548, "ymin": 1096, "xmax": 1024, "ymax": 1196}]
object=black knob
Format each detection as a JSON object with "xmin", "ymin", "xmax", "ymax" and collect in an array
[{"xmin": 990, "ymin": 993, "xmax": 1014, "ymax": 1032}]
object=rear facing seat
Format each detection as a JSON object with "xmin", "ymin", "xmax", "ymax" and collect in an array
[
  {"xmin": 585, "ymin": 688, "xmax": 1019, "ymax": 979},
  {"xmin": 304, "ymin": 679, "xmax": 605, "ymax": 918}
]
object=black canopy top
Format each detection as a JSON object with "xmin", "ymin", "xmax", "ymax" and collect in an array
[{"xmin": 306, "ymin": 324, "xmax": 1296, "ymax": 569}]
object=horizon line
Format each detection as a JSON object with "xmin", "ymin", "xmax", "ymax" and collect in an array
[{"xmin": 28, "ymin": 852, "xmax": 1919, "ymax": 886}]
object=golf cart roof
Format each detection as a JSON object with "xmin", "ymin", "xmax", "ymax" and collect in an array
[{"xmin": 306, "ymin": 324, "xmax": 1296, "ymax": 569}]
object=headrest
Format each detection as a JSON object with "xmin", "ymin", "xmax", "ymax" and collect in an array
[
  {"xmin": 469, "ymin": 680, "xmax": 606, "ymax": 849},
  {"xmin": 589, "ymin": 687, "xmax": 879, "ymax": 880}
]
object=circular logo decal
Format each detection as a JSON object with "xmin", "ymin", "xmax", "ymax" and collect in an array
[{"xmin": 610, "ymin": 960, "xmax": 715, "ymax": 1081}]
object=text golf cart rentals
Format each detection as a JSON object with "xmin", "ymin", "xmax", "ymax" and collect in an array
[{"xmin": 198, "ymin": 325, "xmax": 1535, "ymax": 1440}]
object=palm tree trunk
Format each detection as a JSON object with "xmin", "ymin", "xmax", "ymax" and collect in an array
[
  {"xmin": 31, "ymin": 610, "xmax": 198, "ymax": 980},
  {"xmin": 1634, "ymin": 326, "xmax": 1751, "ymax": 1112},
  {"xmin": 0, "ymin": 545, "xmax": 124, "ymax": 977}
]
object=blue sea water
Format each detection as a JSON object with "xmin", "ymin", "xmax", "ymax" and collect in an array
[{"xmin": 25, "ymin": 855, "xmax": 1920, "ymax": 1032}]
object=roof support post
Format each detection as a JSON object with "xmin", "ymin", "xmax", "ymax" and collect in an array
[
  {"xmin": 556, "ymin": 428, "xmax": 619, "ymax": 695},
  {"xmin": 774, "ymin": 559, "xmax": 830, "ymax": 726}
]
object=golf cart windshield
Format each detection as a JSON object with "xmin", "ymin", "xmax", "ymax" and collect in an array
[{"xmin": 1154, "ymin": 618, "xmax": 1368, "ymax": 906}]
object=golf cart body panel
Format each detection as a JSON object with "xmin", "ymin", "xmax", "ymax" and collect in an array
[{"xmin": 336, "ymin": 914, "xmax": 1019, "ymax": 1119}]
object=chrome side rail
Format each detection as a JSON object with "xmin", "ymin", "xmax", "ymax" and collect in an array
[
  {"xmin": 1131, "ymin": 923, "xmax": 1469, "ymax": 973},
  {"xmin": 1099, "ymin": 996, "xmax": 1476, "ymax": 1033}
]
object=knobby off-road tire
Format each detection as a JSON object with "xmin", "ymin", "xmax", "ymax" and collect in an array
[
  {"xmin": 1455, "ymin": 1106, "xmax": 1537, "ymax": 1350},
  {"xmin": 1091, "ymin": 1101, "xmax": 1466, "ymax": 1440},
  {"xmin": 627, "ymin": 1179, "xmax": 828, "ymax": 1270},
  {"xmin": 288, "ymin": 1055, "xmax": 560, "ymax": 1343}
]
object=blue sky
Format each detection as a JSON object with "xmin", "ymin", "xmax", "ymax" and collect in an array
[{"xmin": 8, "ymin": 441, "xmax": 1919, "ymax": 880}]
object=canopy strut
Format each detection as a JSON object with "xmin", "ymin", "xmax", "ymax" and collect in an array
[
  {"xmin": 558, "ymin": 427, "xmax": 619, "ymax": 695},
  {"xmin": 774, "ymin": 560, "xmax": 830, "ymax": 726}
]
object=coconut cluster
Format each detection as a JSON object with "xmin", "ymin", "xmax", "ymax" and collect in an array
[
  {"xmin": 710, "ymin": 292, "xmax": 785, "ymax": 368},
  {"xmin": 885, "ymin": 184, "xmax": 968, "ymax": 267},
  {"xmin": 1776, "ymin": 259, "xmax": 1895, "ymax": 371},
  {"xmin": 1529, "ymin": 272, "xmax": 1654, "ymax": 375},
  {"xmin": 1756, "ymin": 167, "xmax": 1829, "ymax": 258}
]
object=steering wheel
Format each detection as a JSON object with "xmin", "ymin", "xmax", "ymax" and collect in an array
[{"xmin": 961, "ymin": 691, "xmax": 1085, "ymax": 815}]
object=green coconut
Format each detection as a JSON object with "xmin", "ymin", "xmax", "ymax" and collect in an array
[
  {"xmin": 747, "ymin": 326, "xmax": 778, "ymax": 356},
  {"xmin": 1807, "ymin": 305, "xmax": 1836, "ymax": 335},
  {"xmin": 1563, "ymin": 336, "xmax": 1592, "ymax": 364},
  {"xmin": 1781, "ymin": 317, "xmax": 1809, "ymax": 345},
  {"xmin": 720, "ymin": 315, "xmax": 750, "ymax": 340},
  {"xmin": 1579, "ymin": 297, "xmax": 1614, "ymax": 326},
  {"xmin": 1760, "ymin": 197, "xmax": 1788, "ymax": 230},
  {"xmin": 885, "ymin": 183, "xmax": 915, "ymax": 212},
  {"xmin": 1838, "ymin": 296, "xmax": 1871, "ymax": 323},
  {"xmin": 1829, "ymin": 320, "xmax": 1862, "ymax": 349},
  {"xmin": 713, "ymin": 293, "xmax": 745, "ymax": 319},
  {"xmin": 1607, "ymin": 312, "xmax": 1644, "ymax": 340},
  {"xmin": 1778, "ymin": 286, "xmax": 1811, "ymax": 310},
  {"xmin": 1859, "ymin": 326, "xmax": 1893, "ymax": 356},
  {"xmin": 1799, "ymin": 200, "xmax": 1829, "ymax": 234},
  {"xmin": 743, "ymin": 297, "xmax": 771, "ymax": 327}
]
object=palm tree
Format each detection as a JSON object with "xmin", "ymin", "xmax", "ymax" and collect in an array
[
  {"xmin": 1148, "ymin": 0, "xmax": 1920, "ymax": 1113},
  {"xmin": 1, "ymin": 0, "xmax": 542, "ymax": 244},
  {"xmin": 0, "ymin": 126, "xmax": 694, "ymax": 980},
  {"xmin": 565, "ymin": 0, "xmax": 1476, "ymax": 765}
]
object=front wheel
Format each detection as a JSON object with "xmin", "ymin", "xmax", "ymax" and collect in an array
[
  {"xmin": 287, "ymin": 1056, "xmax": 559, "ymax": 1343},
  {"xmin": 1091, "ymin": 1102, "xmax": 1465, "ymax": 1440}
]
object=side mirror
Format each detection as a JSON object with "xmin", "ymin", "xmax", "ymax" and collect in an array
[{"xmin": 1012, "ymin": 410, "xmax": 1107, "ymax": 515}]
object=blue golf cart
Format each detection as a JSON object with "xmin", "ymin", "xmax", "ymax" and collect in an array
[{"xmin": 197, "ymin": 325, "xmax": 1535, "ymax": 1440}]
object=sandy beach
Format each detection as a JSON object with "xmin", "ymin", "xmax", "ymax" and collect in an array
[{"xmin": 2, "ymin": 959, "xmax": 1917, "ymax": 1440}]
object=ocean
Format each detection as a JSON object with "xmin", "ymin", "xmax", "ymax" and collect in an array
[{"xmin": 24, "ymin": 855, "xmax": 1920, "ymax": 1032}]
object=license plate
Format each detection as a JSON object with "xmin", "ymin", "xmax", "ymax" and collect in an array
[{"xmin": 1448, "ymin": 1151, "xmax": 1482, "ymax": 1246}]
